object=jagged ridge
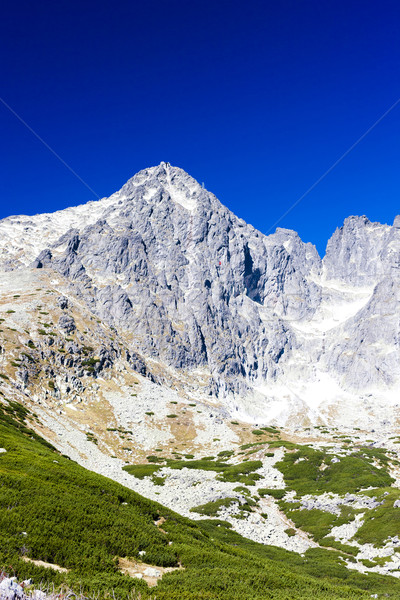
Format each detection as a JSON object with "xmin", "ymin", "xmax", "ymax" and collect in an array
[{"xmin": 1, "ymin": 162, "xmax": 400, "ymax": 426}]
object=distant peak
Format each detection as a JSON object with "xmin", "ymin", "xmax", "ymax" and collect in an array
[{"xmin": 342, "ymin": 215, "xmax": 370, "ymax": 226}]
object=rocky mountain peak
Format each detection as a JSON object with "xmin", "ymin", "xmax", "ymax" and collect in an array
[
  {"xmin": 323, "ymin": 215, "xmax": 391, "ymax": 285},
  {"xmin": 120, "ymin": 162, "xmax": 206, "ymax": 213},
  {"xmin": 393, "ymin": 214, "xmax": 400, "ymax": 228},
  {"xmin": 1, "ymin": 165, "xmax": 400, "ymax": 427}
]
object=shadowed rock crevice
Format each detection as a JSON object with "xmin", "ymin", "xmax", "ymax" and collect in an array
[{"xmin": 243, "ymin": 244, "xmax": 262, "ymax": 304}]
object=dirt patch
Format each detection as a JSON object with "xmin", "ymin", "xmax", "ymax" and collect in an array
[
  {"xmin": 22, "ymin": 556, "xmax": 69, "ymax": 573},
  {"xmin": 118, "ymin": 557, "xmax": 183, "ymax": 587},
  {"xmin": 154, "ymin": 516, "xmax": 168, "ymax": 534}
]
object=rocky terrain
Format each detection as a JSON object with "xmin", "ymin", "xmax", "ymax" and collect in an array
[
  {"xmin": 0, "ymin": 575, "xmax": 40, "ymax": 600},
  {"xmin": 1, "ymin": 163, "xmax": 400, "ymax": 427},
  {"xmin": 1, "ymin": 163, "xmax": 400, "ymax": 583}
]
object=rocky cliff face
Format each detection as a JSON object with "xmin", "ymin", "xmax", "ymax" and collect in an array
[{"xmin": 1, "ymin": 162, "xmax": 400, "ymax": 425}]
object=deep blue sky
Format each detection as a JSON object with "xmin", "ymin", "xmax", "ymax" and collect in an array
[{"xmin": 1, "ymin": 0, "xmax": 400, "ymax": 255}]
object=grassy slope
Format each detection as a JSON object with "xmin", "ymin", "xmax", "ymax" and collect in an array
[{"xmin": 0, "ymin": 401, "xmax": 399, "ymax": 599}]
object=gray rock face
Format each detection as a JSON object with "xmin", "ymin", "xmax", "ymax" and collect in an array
[
  {"xmin": 22, "ymin": 163, "xmax": 322, "ymax": 395},
  {"xmin": 57, "ymin": 295, "xmax": 69, "ymax": 309},
  {"xmin": 0, "ymin": 578, "xmax": 25, "ymax": 600},
  {"xmin": 31, "ymin": 248, "xmax": 52, "ymax": 269},
  {"xmin": 58, "ymin": 314, "xmax": 76, "ymax": 334},
  {"xmin": 1, "ymin": 162, "xmax": 400, "ymax": 417},
  {"xmin": 320, "ymin": 276, "xmax": 400, "ymax": 389},
  {"xmin": 323, "ymin": 215, "xmax": 400, "ymax": 285}
]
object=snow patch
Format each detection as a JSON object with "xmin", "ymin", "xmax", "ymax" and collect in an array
[{"xmin": 167, "ymin": 186, "xmax": 197, "ymax": 211}]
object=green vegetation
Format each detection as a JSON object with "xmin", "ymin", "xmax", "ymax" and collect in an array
[
  {"xmin": 281, "ymin": 506, "xmax": 342, "ymax": 543},
  {"xmin": 151, "ymin": 475, "xmax": 166, "ymax": 486},
  {"xmin": 240, "ymin": 441, "xmax": 268, "ymax": 450},
  {"xmin": 319, "ymin": 539, "xmax": 359, "ymax": 556},
  {"xmin": 258, "ymin": 488, "xmax": 286, "ymax": 499},
  {"xmin": 268, "ymin": 440, "xmax": 299, "ymax": 450},
  {"xmin": 287, "ymin": 515, "xmax": 363, "ymax": 558},
  {"xmin": 82, "ymin": 345, "xmax": 94, "ymax": 353},
  {"xmin": 82, "ymin": 358, "xmax": 99, "ymax": 367},
  {"xmin": 285, "ymin": 528, "xmax": 296, "ymax": 537},
  {"xmin": 278, "ymin": 502, "xmax": 362, "ymax": 553},
  {"xmin": 190, "ymin": 498, "xmax": 239, "ymax": 516},
  {"xmin": 1, "ymin": 400, "xmax": 400, "ymax": 598},
  {"xmin": 144, "ymin": 454, "xmax": 158, "ymax": 462},
  {"xmin": 217, "ymin": 450, "xmax": 234, "ymax": 458},
  {"xmin": 86, "ymin": 432, "xmax": 98, "ymax": 445},
  {"xmin": 197, "ymin": 520, "xmax": 400, "ymax": 598},
  {"xmin": 216, "ymin": 460, "xmax": 263, "ymax": 485},
  {"xmin": 275, "ymin": 445, "xmax": 394, "ymax": 495},
  {"xmin": 124, "ymin": 457, "xmax": 263, "ymax": 486},
  {"xmin": 123, "ymin": 464, "xmax": 161, "ymax": 479},
  {"xmin": 0, "ymin": 401, "xmax": 56, "ymax": 452},
  {"xmin": 233, "ymin": 485, "xmax": 251, "ymax": 496},
  {"xmin": 355, "ymin": 488, "xmax": 400, "ymax": 546}
]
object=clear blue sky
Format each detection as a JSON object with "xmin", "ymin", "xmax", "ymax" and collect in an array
[{"xmin": 1, "ymin": 0, "xmax": 400, "ymax": 255}]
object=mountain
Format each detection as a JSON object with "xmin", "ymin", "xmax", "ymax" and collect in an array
[
  {"xmin": 1, "ymin": 162, "xmax": 399, "ymax": 430},
  {"xmin": 1, "ymin": 163, "xmax": 400, "ymax": 589}
]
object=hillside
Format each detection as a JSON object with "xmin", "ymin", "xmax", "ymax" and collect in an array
[{"xmin": 1, "ymin": 398, "xmax": 399, "ymax": 599}]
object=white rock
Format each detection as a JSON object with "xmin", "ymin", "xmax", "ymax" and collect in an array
[{"xmin": 143, "ymin": 567, "xmax": 161, "ymax": 578}]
